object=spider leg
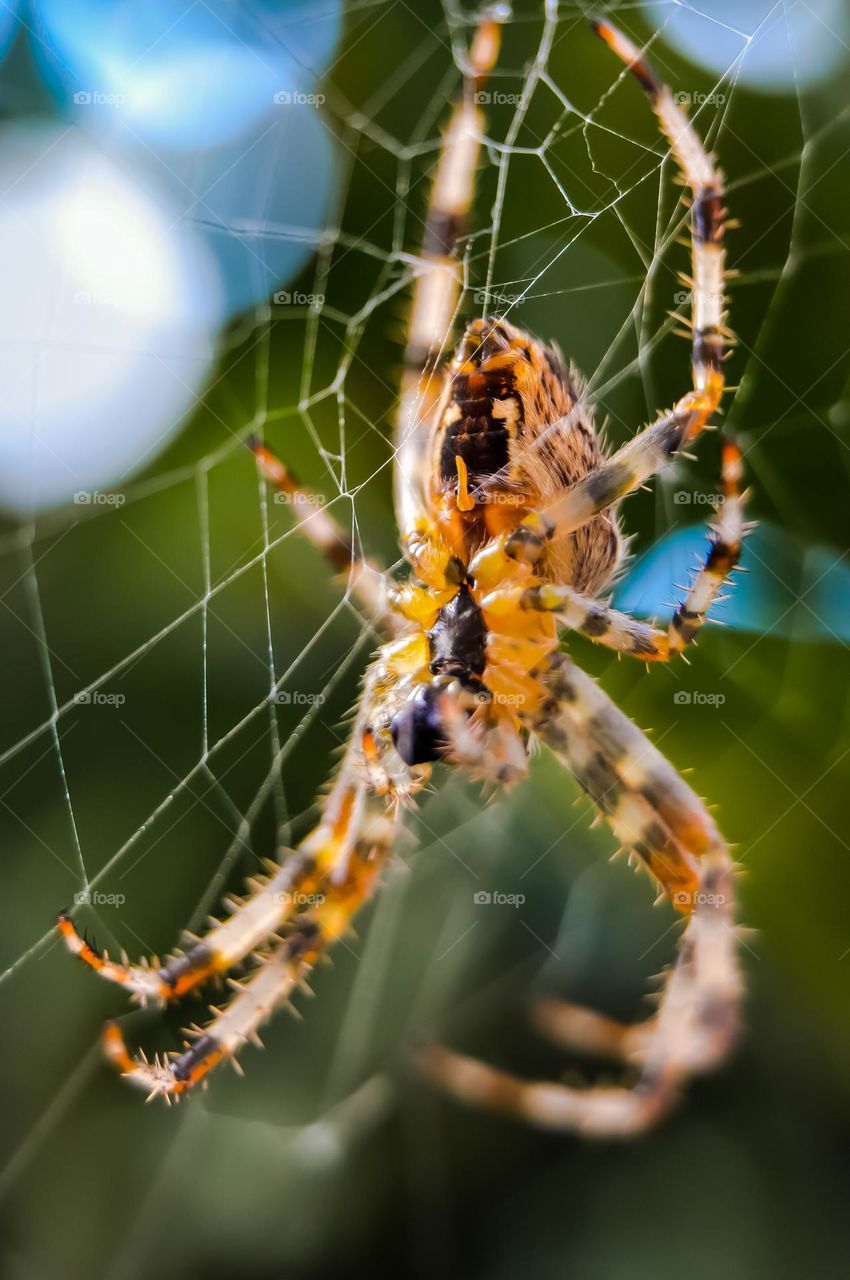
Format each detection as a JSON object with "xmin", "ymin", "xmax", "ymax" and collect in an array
[
  {"xmin": 59, "ymin": 665, "xmax": 412, "ymax": 1005},
  {"xmin": 480, "ymin": 438, "xmax": 745, "ymax": 660},
  {"xmin": 539, "ymin": 654, "xmax": 729, "ymax": 870},
  {"xmin": 537, "ymin": 661, "xmax": 708, "ymax": 902},
  {"xmin": 531, "ymin": 998, "xmax": 645, "ymax": 1062},
  {"xmin": 106, "ymin": 794, "xmax": 399, "ymax": 1099},
  {"xmin": 396, "ymin": 11, "xmax": 502, "ymax": 555},
  {"xmin": 591, "ymin": 18, "xmax": 728, "ymax": 405},
  {"xmin": 418, "ymin": 933, "xmax": 705, "ymax": 1138},
  {"xmin": 77, "ymin": 651, "xmax": 424, "ymax": 1095},
  {"xmin": 249, "ymin": 437, "xmax": 396, "ymax": 631},
  {"xmin": 419, "ymin": 654, "xmax": 740, "ymax": 1138},
  {"xmin": 58, "ymin": 817, "xmax": 354, "ymax": 1005},
  {"xmin": 483, "ymin": 580, "xmax": 674, "ymax": 660},
  {"xmin": 489, "ymin": 18, "xmax": 728, "ymax": 570},
  {"xmin": 436, "ymin": 683, "xmax": 530, "ymax": 785},
  {"xmin": 57, "ymin": 842, "xmax": 342, "ymax": 1005},
  {"xmin": 666, "ymin": 438, "xmax": 744, "ymax": 653}
]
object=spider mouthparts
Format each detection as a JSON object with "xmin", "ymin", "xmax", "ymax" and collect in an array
[{"xmin": 390, "ymin": 684, "xmax": 449, "ymax": 766}]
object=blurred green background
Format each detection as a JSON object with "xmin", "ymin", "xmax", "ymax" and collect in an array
[{"xmin": 1, "ymin": 2, "xmax": 850, "ymax": 1278}]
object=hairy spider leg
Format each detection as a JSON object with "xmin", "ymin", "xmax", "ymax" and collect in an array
[
  {"xmin": 105, "ymin": 792, "xmax": 400, "ymax": 1099},
  {"xmin": 419, "ymin": 653, "xmax": 740, "ymax": 1138},
  {"xmin": 395, "ymin": 12, "xmax": 504, "ymax": 577},
  {"xmin": 480, "ymin": 440, "xmax": 745, "ymax": 658},
  {"xmin": 248, "ymin": 436, "xmax": 396, "ymax": 630},
  {"xmin": 472, "ymin": 18, "xmax": 730, "ymax": 576},
  {"xmin": 59, "ymin": 666, "xmax": 408, "ymax": 1005}
]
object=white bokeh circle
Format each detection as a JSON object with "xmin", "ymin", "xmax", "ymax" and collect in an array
[{"xmin": 0, "ymin": 123, "xmax": 222, "ymax": 514}]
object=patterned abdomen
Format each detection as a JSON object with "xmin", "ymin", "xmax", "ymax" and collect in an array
[{"xmin": 430, "ymin": 317, "xmax": 622, "ymax": 592}]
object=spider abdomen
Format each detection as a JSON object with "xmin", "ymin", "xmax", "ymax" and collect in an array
[{"xmin": 429, "ymin": 316, "xmax": 622, "ymax": 593}]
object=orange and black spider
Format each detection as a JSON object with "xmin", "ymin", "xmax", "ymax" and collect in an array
[{"xmin": 59, "ymin": 10, "xmax": 744, "ymax": 1137}]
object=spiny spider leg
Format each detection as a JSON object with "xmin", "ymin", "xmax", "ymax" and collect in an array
[
  {"xmin": 493, "ymin": 17, "xmax": 729, "ymax": 570},
  {"xmin": 105, "ymin": 793, "xmax": 400, "ymax": 1099},
  {"xmin": 418, "ymin": 653, "xmax": 740, "ymax": 1138},
  {"xmin": 58, "ymin": 844, "xmax": 334, "ymax": 1005},
  {"xmin": 248, "ymin": 436, "xmax": 397, "ymax": 631},
  {"xmin": 481, "ymin": 440, "xmax": 745, "ymax": 659},
  {"xmin": 59, "ymin": 669, "xmax": 403, "ymax": 1005},
  {"xmin": 591, "ymin": 18, "xmax": 729, "ymax": 402},
  {"xmin": 57, "ymin": 7, "xmax": 504, "ymax": 1101},
  {"xmin": 99, "ymin": 660, "xmax": 508, "ymax": 1097},
  {"xmin": 541, "ymin": 654, "xmax": 729, "ymax": 865},
  {"xmin": 538, "ymin": 657, "xmax": 709, "ymax": 901},
  {"xmin": 396, "ymin": 10, "xmax": 503, "ymax": 556}
]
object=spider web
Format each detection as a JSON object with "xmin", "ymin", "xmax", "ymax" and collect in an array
[{"xmin": 1, "ymin": 2, "xmax": 849, "ymax": 1276}]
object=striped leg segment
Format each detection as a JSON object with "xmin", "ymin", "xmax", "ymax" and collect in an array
[
  {"xmin": 493, "ymin": 16, "xmax": 729, "ymax": 571},
  {"xmin": 481, "ymin": 440, "xmax": 745, "ymax": 659},
  {"xmin": 591, "ymin": 17, "xmax": 728, "ymax": 405},
  {"xmin": 58, "ymin": 849, "xmax": 332, "ymax": 1005},
  {"xmin": 531, "ymin": 998, "xmax": 645, "ymax": 1062},
  {"xmin": 60, "ymin": 670, "xmax": 405, "ymax": 1007},
  {"xmin": 540, "ymin": 654, "xmax": 727, "ymax": 864},
  {"xmin": 668, "ymin": 438, "xmax": 744, "ymax": 651},
  {"xmin": 106, "ymin": 799, "xmax": 399, "ymax": 1100},
  {"xmin": 483, "ymin": 581, "xmax": 673, "ymax": 660},
  {"xmin": 57, "ymin": 773, "xmax": 370, "ymax": 1004},
  {"xmin": 396, "ymin": 10, "xmax": 503, "ymax": 550},
  {"xmin": 419, "ymin": 872, "xmax": 736, "ymax": 1138},
  {"xmin": 58, "ymin": 912, "xmax": 216, "ymax": 1004},
  {"xmin": 63, "ymin": 660, "xmax": 417, "ymax": 1097},
  {"xmin": 537, "ymin": 657, "xmax": 711, "ymax": 903},
  {"xmin": 419, "ymin": 654, "xmax": 740, "ymax": 1138},
  {"xmin": 249, "ymin": 437, "xmax": 394, "ymax": 628}
]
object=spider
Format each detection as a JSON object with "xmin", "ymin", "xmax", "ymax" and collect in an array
[{"xmin": 59, "ymin": 12, "xmax": 744, "ymax": 1137}]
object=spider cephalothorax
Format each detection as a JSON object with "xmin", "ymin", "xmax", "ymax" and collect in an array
[
  {"xmin": 390, "ymin": 583, "xmax": 487, "ymax": 765},
  {"xmin": 60, "ymin": 13, "xmax": 744, "ymax": 1137}
]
